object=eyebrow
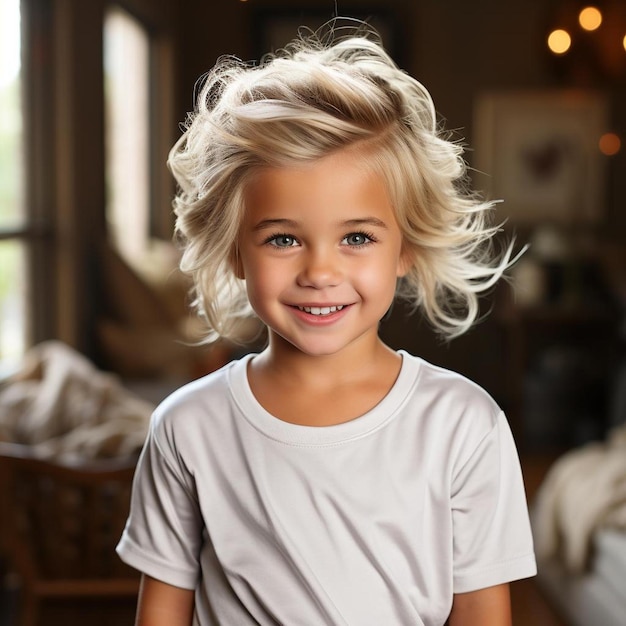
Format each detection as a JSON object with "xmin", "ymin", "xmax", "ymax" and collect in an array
[
  {"xmin": 343, "ymin": 217, "xmax": 389, "ymax": 230},
  {"xmin": 252, "ymin": 218, "xmax": 299, "ymax": 232},
  {"xmin": 251, "ymin": 217, "xmax": 389, "ymax": 231}
]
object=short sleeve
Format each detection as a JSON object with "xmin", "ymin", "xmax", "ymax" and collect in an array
[
  {"xmin": 451, "ymin": 412, "xmax": 537, "ymax": 593},
  {"xmin": 116, "ymin": 416, "xmax": 203, "ymax": 589}
]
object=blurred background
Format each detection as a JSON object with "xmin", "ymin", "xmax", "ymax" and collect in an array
[{"xmin": 1, "ymin": 0, "xmax": 625, "ymax": 624}]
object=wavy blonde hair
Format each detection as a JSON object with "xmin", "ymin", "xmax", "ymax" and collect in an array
[{"xmin": 169, "ymin": 23, "xmax": 515, "ymax": 343}]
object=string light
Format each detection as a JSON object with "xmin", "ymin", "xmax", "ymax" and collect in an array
[{"xmin": 547, "ymin": 4, "xmax": 626, "ymax": 78}]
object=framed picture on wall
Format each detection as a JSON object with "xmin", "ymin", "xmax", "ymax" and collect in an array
[
  {"xmin": 251, "ymin": 9, "xmax": 400, "ymax": 64},
  {"xmin": 473, "ymin": 90, "xmax": 609, "ymax": 225}
]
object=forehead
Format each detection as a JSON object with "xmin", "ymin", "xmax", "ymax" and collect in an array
[{"xmin": 243, "ymin": 149, "xmax": 399, "ymax": 227}]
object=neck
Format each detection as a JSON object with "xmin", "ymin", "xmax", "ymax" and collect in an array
[
  {"xmin": 246, "ymin": 332, "xmax": 403, "ymax": 427},
  {"xmin": 254, "ymin": 332, "xmax": 398, "ymax": 389}
]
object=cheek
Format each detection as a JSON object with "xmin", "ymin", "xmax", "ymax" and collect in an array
[
  {"xmin": 356, "ymin": 257, "xmax": 401, "ymax": 296},
  {"xmin": 242, "ymin": 259, "xmax": 282, "ymax": 303}
]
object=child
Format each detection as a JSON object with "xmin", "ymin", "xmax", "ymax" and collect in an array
[{"xmin": 117, "ymin": 23, "xmax": 536, "ymax": 626}]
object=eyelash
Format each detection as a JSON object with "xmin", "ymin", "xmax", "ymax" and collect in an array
[
  {"xmin": 263, "ymin": 231, "xmax": 378, "ymax": 249},
  {"xmin": 342, "ymin": 231, "xmax": 377, "ymax": 247},
  {"xmin": 263, "ymin": 233, "xmax": 298, "ymax": 248}
]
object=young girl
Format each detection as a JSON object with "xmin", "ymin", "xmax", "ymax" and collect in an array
[{"xmin": 117, "ymin": 24, "xmax": 536, "ymax": 626}]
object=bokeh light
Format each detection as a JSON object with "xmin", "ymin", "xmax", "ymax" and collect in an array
[
  {"xmin": 579, "ymin": 7, "xmax": 603, "ymax": 31},
  {"xmin": 599, "ymin": 133, "xmax": 621, "ymax": 156},
  {"xmin": 547, "ymin": 29, "xmax": 572, "ymax": 54}
]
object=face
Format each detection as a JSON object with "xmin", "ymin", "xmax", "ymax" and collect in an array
[{"xmin": 237, "ymin": 148, "xmax": 408, "ymax": 360}]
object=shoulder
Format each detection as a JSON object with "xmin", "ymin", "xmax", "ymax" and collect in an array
[
  {"xmin": 399, "ymin": 351, "xmax": 503, "ymax": 447},
  {"xmin": 402, "ymin": 351, "xmax": 500, "ymax": 419},
  {"xmin": 148, "ymin": 355, "xmax": 251, "ymax": 450}
]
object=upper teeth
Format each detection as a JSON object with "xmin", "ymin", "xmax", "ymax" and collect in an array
[{"xmin": 298, "ymin": 305, "xmax": 344, "ymax": 315}]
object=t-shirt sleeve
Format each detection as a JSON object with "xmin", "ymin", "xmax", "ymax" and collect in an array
[
  {"xmin": 451, "ymin": 411, "xmax": 537, "ymax": 593},
  {"xmin": 116, "ymin": 415, "xmax": 203, "ymax": 589}
]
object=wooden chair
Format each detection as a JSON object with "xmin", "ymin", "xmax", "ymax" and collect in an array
[{"xmin": 0, "ymin": 443, "xmax": 140, "ymax": 626}]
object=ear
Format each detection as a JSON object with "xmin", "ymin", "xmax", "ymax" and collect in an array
[{"xmin": 396, "ymin": 245, "xmax": 412, "ymax": 278}]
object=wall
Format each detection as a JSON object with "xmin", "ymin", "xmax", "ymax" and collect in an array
[
  {"xmin": 175, "ymin": 0, "xmax": 626, "ymax": 231},
  {"xmin": 170, "ymin": 0, "xmax": 626, "ymax": 445}
]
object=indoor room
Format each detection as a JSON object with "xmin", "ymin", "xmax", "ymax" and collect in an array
[{"xmin": 1, "ymin": 0, "xmax": 625, "ymax": 624}]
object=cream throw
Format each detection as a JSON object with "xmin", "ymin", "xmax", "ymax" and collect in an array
[
  {"xmin": 0, "ymin": 341, "xmax": 153, "ymax": 461},
  {"xmin": 532, "ymin": 425, "xmax": 626, "ymax": 573}
]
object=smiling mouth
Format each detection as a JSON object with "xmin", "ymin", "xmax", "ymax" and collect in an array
[{"xmin": 296, "ymin": 305, "xmax": 346, "ymax": 316}]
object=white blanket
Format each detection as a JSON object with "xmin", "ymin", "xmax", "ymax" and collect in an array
[
  {"xmin": 532, "ymin": 425, "xmax": 626, "ymax": 574},
  {"xmin": 0, "ymin": 341, "xmax": 154, "ymax": 461}
]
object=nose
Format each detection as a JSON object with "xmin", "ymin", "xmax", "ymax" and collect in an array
[{"xmin": 296, "ymin": 247, "xmax": 343, "ymax": 289}]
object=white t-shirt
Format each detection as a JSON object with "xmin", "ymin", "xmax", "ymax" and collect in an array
[{"xmin": 117, "ymin": 351, "xmax": 536, "ymax": 625}]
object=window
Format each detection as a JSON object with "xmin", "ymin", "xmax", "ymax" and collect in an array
[
  {"xmin": 0, "ymin": 0, "xmax": 26, "ymax": 375},
  {"xmin": 104, "ymin": 5, "xmax": 151, "ymax": 270},
  {"xmin": 0, "ymin": 1, "xmax": 174, "ymax": 372}
]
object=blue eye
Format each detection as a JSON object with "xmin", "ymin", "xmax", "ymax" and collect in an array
[
  {"xmin": 267, "ymin": 234, "xmax": 298, "ymax": 248},
  {"xmin": 342, "ymin": 232, "xmax": 374, "ymax": 246}
]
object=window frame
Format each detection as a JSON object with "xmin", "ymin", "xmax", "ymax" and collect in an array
[
  {"xmin": 0, "ymin": 0, "xmax": 57, "ymax": 356},
  {"xmin": 5, "ymin": 0, "xmax": 176, "ymax": 362}
]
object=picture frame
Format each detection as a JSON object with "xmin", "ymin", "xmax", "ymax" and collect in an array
[
  {"xmin": 473, "ymin": 90, "xmax": 609, "ymax": 225},
  {"xmin": 251, "ymin": 8, "xmax": 401, "ymax": 65}
]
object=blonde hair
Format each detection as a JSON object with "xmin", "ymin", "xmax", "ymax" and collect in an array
[{"xmin": 169, "ymin": 23, "xmax": 515, "ymax": 343}]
